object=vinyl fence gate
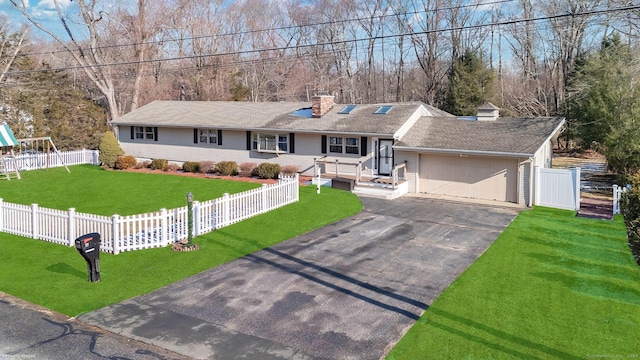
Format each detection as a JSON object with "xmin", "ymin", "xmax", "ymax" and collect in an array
[{"xmin": 535, "ymin": 166, "xmax": 581, "ymax": 211}]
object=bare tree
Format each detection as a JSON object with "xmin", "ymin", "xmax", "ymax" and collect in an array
[
  {"xmin": 10, "ymin": 0, "xmax": 124, "ymax": 120},
  {"xmin": 0, "ymin": 19, "xmax": 28, "ymax": 84},
  {"xmin": 408, "ymin": 0, "xmax": 448, "ymax": 105}
]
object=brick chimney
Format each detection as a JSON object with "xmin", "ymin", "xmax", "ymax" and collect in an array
[
  {"xmin": 477, "ymin": 102, "xmax": 500, "ymax": 121},
  {"xmin": 311, "ymin": 95, "xmax": 335, "ymax": 118}
]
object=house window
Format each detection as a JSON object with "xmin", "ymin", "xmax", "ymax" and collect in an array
[
  {"xmin": 199, "ymin": 129, "xmax": 217, "ymax": 144},
  {"xmin": 278, "ymin": 135, "xmax": 288, "ymax": 152},
  {"xmin": 252, "ymin": 133, "xmax": 288, "ymax": 153},
  {"xmin": 135, "ymin": 126, "xmax": 155, "ymax": 140},
  {"xmin": 329, "ymin": 136, "xmax": 359, "ymax": 154},
  {"xmin": 345, "ymin": 137, "xmax": 359, "ymax": 154},
  {"xmin": 329, "ymin": 136, "xmax": 343, "ymax": 153}
]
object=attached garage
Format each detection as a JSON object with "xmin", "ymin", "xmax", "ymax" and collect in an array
[{"xmin": 419, "ymin": 154, "xmax": 519, "ymax": 203}]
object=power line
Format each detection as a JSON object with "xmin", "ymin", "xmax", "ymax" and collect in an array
[
  {"xmin": 10, "ymin": 0, "xmax": 516, "ymax": 58},
  {"xmin": 4, "ymin": 3, "xmax": 639, "ymax": 77}
]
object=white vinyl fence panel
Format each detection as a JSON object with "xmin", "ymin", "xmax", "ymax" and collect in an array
[
  {"xmin": 613, "ymin": 185, "xmax": 628, "ymax": 215},
  {"xmin": 0, "ymin": 174, "xmax": 299, "ymax": 254},
  {"xmin": 535, "ymin": 166, "xmax": 581, "ymax": 211},
  {"xmin": 3, "ymin": 149, "xmax": 100, "ymax": 171}
]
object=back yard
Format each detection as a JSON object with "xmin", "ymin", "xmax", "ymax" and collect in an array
[{"xmin": 388, "ymin": 207, "xmax": 640, "ymax": 359}]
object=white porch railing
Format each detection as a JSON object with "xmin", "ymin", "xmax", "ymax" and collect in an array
[
  {"xmin": 0, "ymin": 174, "xmax": 299, "ymax": 254},
  {"xmin": 3, "ymin": 149, "xmax": 100, "ymax": 171},
  {"xmin": 313, "ymin": 158, "xmax": 406, "ymax": 189},
  {"xmin": 613, "ymin": 184, "xmax": 628, "ymax": 215},
  {"xmin": 391, "ymin": 163, "xmax": 407, "ymax": 190}
]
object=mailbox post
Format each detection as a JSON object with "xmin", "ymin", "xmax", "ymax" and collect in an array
[
  {"xmin": 186, "ymin": 192, "xmax": 194, "ymax": 246},
  {"xmin": 75, "ymin": 233, "xmax": 101, "ymax": 282}
]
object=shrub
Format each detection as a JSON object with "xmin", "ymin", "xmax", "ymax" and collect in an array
[
  {"xmin": 98, "ymin": 131, "xmax": 124, "ymax": 168},
  {"xmin": 281, "ymin": 165, "xmax": 300, "ymax": 176},
  {"xmin": 135, "ymin": 160, "xmax": 151, "ymax": 169},
  {"xmin": 255, "ymin": 163, "xmax": 281, "ymax": 179},
  {"xmin": 182, "ymin": 161, "xmax": 200, "ymax": 173},
  {"xmin": 115, "ymin": 155, "xmax": 137, "ymax": 170},
  {"xmin": 198, "ymin": 161, "xmax": 216, "ymax": 173},
  {"xmin": 150, "ymin": 158, "xmax": 168, "ymax": 170},
  {"xmin": 163, "ymin": 163, "xmax": 180, "ymax": 172},
  {"xmin": 215, "ymin": 161, "xmax": 238, "ymax": 176},
  {"xmin": 621, "ymin": 180, "xmax": 640, "ymax": 265},
  {"xmin": 239, "ymin": 162, "xmax": 257, "ymax": 177}
]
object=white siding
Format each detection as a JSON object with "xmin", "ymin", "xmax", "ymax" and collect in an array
[
  {"xmin": 117, "ymin": 126, "xmax": 374, "ymax": 176},
  {"xmin": 419, "ymin": 154, "xmax": 520, "ymax": 203},
  {"xmin": 394, "ymin": 150, "xmax": 418, "ymax": 193}
]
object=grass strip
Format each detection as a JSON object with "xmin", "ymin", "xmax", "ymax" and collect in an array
[{"xmin": 388, "ymin": 207, "xmax": 640, "ymax": 359}]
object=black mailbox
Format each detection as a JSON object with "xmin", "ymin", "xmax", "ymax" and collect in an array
[{"xmin": 75, "ymin": 233, "xmax": 101, "ymax": 282}]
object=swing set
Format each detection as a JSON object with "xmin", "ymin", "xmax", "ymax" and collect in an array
[
  {"xmin": 0, "ymin": 123, "xmax": 69, "ymax": 180},
  {"xmin": 16, "ymin": 136, "xmax": 70, "ymax": 173}
]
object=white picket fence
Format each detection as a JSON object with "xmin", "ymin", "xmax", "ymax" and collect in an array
[
  {"xmin": 0, "ymin": 174, "xmax": 299, "ymax": 254},
  {"xmin": 3, "ymin": 148, "xmax": 100, "ymax": 171},
  {"xmin": 613, "ymin": 184, "xmax": 628, "ymax": 215}
]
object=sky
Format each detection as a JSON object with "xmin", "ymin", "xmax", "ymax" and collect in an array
[{"xmin": 0, "ymin": 0, "xmax": 131, "ymax": 40}]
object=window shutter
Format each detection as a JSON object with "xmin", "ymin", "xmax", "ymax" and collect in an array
[
  {"xmin": 153, "ymin": 127, "xmax": 158, "ymax": 141},
  {"xmin": 218, "ymin": 130, "xmax": 223, "ymax": 146},
  {"xmin": 289, "ymin": 133, "xmax": 295, "ymax": 153},
  {"xmin": 130, "ymin": 126, "xmax": 134, "ymax": 140},
  {"xmin": 360, "ymin": 136, "xmax": 368, "ymax": 156},
  {"xmin": 321, "ymin": 135, "xmax": 327, "ymax": 154},
  {"xmin": 246, "ymin": 131, "xmax": 252, "ymax": 150},
  {"xmin": 193, "ymin": 129, "xmax": 198, "ymax": 144}
]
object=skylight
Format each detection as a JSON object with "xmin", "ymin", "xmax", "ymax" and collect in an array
[
  {"xmin": 291, "ymin": 107, "xmax": 313, "ymax": 118},
  {"xmin": 338, "ymin": 105, "xmax": 356, "ymax": 114},
  {"xmin": 374, "ymin": 105, "xmax": 393, "ymax": 114}
]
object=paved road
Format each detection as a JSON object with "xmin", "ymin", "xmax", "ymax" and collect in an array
[
  {"xmin": 0, "ymin": 292, "xmax": 191, "ymax": 360},
  {"xmin": 79, "ymin": 196, "xmax": 521, "ymax": 360}
]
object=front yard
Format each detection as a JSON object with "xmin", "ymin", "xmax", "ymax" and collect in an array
[
  {"xmin": 0, "ymin": 166, "xmax": 363, "ymax": 316},
  {"xmin": 388, "ymin": 207, "xmax": 640, "ymax": 359}
]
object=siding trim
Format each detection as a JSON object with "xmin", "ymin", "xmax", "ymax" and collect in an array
[
  {"xmin": 289, "ymin": 133, "xmax": 295, "ymax": 153},
  {"xmin": 360, "ymin": 136, "xmax": 368, "ymax": 156}
]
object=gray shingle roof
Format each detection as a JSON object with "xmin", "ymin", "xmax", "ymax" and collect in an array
[
  {"xmin": 111, "ymin": 100, "xmax": 449, "ymax": 136},
  {"xmin": 395, "ymin": 116, "xmax": 565, "ymax": 155}
]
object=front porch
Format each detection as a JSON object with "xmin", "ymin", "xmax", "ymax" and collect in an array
[{"xmin": 311, "ymin": 158, "xmax": 409, "ymax": 199}]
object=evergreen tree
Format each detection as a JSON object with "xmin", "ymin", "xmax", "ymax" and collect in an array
[
  {"xmin": 443, "ymin": 50, "xmax": 497, "ymax": 116},
  {"xmin": 566, "ymin": 33, "xmax": 640, "ymax": 176},
  {"xmin": 98, "ymin": 131, "xmax": 124, "ymax": 169}
]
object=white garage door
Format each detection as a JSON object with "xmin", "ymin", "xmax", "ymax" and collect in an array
[{"xmin": 419, "ymin": 154, "xmax": 518, "ymax": 203}]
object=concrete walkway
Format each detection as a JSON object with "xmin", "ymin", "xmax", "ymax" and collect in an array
[{"xmin": 79, "ymin": 196, "xmax": 521, "ymax": 359}]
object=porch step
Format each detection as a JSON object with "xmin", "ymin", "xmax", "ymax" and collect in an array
[{"xmin": 352, "ymin": 182, "xmax": 409, "ymax": 200}]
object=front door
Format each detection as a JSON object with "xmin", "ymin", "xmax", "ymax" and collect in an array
[{"xmin": 378, "ymin": 139, "xmax": 393, "ymax": 175}]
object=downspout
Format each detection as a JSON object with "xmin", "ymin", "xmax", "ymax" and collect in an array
[{"xmin": 529, "ymin": 157, "xmax": 534, "ymax": 207}]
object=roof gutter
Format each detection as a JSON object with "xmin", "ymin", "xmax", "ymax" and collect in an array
[
  {"xmin": 109, "ymin": 122, "xmax": 394, "ymax": 138},
  {"xmin": 392, "ymin": 146, "xmax": 533, "ymax": 158}
]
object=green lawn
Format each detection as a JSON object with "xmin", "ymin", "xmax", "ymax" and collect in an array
[
  {"xmin": 0, "ymin": 166, "xmax": 363, "ymax": 316},
  {"xmin": 0, "ymin": 165, "xmax": 259, "ymax": 215},
  {"xmin": 388, "ymin": 207, "xmax": 640, "ymax": 359}
]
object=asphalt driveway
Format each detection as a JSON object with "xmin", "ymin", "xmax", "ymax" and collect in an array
[{"xmin": 79, "ymin": 196, "xmax": 521, "ymax": 359}]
